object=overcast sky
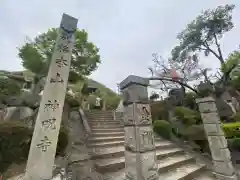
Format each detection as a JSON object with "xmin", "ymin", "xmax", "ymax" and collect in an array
[{"xmin": 1, "ymin": 0, "xmax": 240, "ymax": 93}]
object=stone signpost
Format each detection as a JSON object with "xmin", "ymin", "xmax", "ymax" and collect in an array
[
  {"xmin": 120, "ymin": 75, "xmax": 159, "ymax": 180},
  {"xmin": 196, "ymin": 97, "xmax": 238, "ymax": 180},
  {"xmin": 24, "ymin": 13, "xmax": 78, "ymax": 180}
]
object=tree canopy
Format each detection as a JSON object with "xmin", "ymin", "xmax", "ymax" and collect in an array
[
  {"xmin": 223, "ymin": 50, "xmax": 240, "ymax": 79},
  {"xmin": 150, "ymin": 4, "xmax": 237, "ymax": 95},
  {"xmin": 18, "ymin": 28, "xmax": 101, "ymax": 83},
  {"xmin": 171, "ymin": 4, "xmax": 235, "ymax": 66}
]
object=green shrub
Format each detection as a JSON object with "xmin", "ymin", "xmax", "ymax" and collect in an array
[
  {"xmin": 153, "ymin": 120, "xmax": 172, "ymax": 139},
  {"xmin": 57, "ymin": 126, "xmax": 69, "ymax": 156},
  {"xmin": 174, "ymin": 107, "xmax": 201, "ymax": 126},
  {"xmin": 0, "ymin": 77, "xmax": 21, "ymax": 97},
  {"xmin": 183, "ymin": 92, "xmax": 197, "ymax": 109},
  {"xmin": 229, "ymin": 138, "xmax": 240, "ymax": 150},
  {"xmin": 183, "ymin": 124, "xmax": 206, "ymax": 141},
  {"xmin": 0, "ymin": 122, "xmax": 32, "ymax": 173},
  {"xmin": 0, "ymin": 121, "xmax": 68, "ymax": 174},
  {"xmin": 222, "ymin": 122, "xmax": 240, "ymax": 138},
  {"xmin": 65, "ymin": 94, "xmax": 79, "ymax": 107}
]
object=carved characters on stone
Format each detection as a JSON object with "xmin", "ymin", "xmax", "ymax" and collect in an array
[
  {"xmin": 57, "ymin": 43, "xmax": 70, "ymax": 53},
  {"xmin": 41, "ymin": 117, "xmax": 56, "ymax": 130},
  {"xmin": 60, "ymin": 31, "xmax": 73, "ymax": 42},
  {"xmin": 50, "ymin": 72, "xmax": 64, "ymax": 84},
  {"xmin": 24, "ymin": 14, "xmax": 78, "ymax": 180},
  {"xmin": 36, "ymin": 136, "xmax": 52, "ymax": 152},
  {"xmin": 55, "ymin": 57, "xmax": 68, "ymax": 68},
  {"xmin": 139, "ymin": 127, "xmax": 155, "ymax": 151},
  {"xmin": 137, "ymin": 104, "xmax": 151, "ymax": 125},
  {"xmin": 44, "ymin": 100, "xmax": 59, "ymax": 112}
]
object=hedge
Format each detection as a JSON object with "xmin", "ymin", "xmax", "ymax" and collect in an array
[
  {"xmin": 153, "ymin": 120, "xmax": 172, "ymax": 139},
  {"xmin": 174, "ymin": 107, "xmax": 201, "ymax": 126},
  {"xmin": 0, "ymin": 121, "xmax": 68, "ymax": 175},
  {"xmin": 222, "ymin": 122, "xmax": 240, "ymax": 138}
]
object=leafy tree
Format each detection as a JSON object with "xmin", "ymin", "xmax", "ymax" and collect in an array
[
  {"xmin": 149, "ymin": 5, "xmax": 237, "ymax": 96},
  {"xmin": 171, "ymin": 4, "xmax": 235, "ymax": 67},
  {"xmin": 223, "ymin": 50, "xmax": 240, "ymax": 79},
  {"xmin": 18, "ymin": 28, "xmax": 101, "ymax": 83}
]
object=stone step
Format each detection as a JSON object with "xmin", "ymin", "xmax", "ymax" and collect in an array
[
  {"xmin": 86, "ymin": 111, "xmax": 113, "ymax": 114},
  {"xmin": 158, "ymin": 163, "xmax": 206, "ymax": 180},
  {"xmin": 88, "ymin": 141, "xmax": 124, "ymax": 148},
  {"xmin": 193, "ymin": 173, "xmax": 217, "ymax": 180},
  {"xmin": 85, "ymin": 110, "xmax": 113, "ymax": 113},
  {"xmin": 86, "ymin": 116, "xmax": 114, "ymax": 119},
  {"xmin": 155, "ymin": 140, "xmax": 177, "ymax": 150},
  {"xmin": 89, "ymin": 136, "xmax": 124, "ymax": 143},
  {"xmin": 89, "ymin": 121, "xmax": 121, "ymax": 125},
  {"xmin": 92, "ymin": 146, "xmax": 124, "ymax": 159},
  {"xmin": 86, "ymin": 114, "xmax": 113, "ymax": 117},
  {"xmin": 101, "ymin": 170, "xmax": 215, "ymax": 180},
  {"xmin": 94, "ymin": 148, "xmax": 185, "ymax": 173},
  {"xmin": 92, "ymin": 132, "xmax": 125, "ymax": 137},
  {"xmin": 89, "ymin": 120, "xmax": 120, "ymax": 122},
  {"xmin": 156, "ymin": 148, "xmax": 185, "ymax": 160},
  {"xmin": 91, "ymin": 128, "xmax": 124, "ymax": 133},
  {"xmin": 91, "ymin": 141, "xmax": 178, "ymax": 160},
  {"xmin": 158, "ymin": 154, "xmax": 195, "ymax": 173},
  {"xmin": 91, "ymin": 125, "xmax": 123, "ymax": 129},
  {"xmin": 95, "ymin": 156, "xmax": 125, "ymax": 173},
  {"xmin": 86, "ymin": 116, "xmax": 113, "ymax": 119}
]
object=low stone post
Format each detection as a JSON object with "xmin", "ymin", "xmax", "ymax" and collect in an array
[
  {"xmin": 24, "ymin": 14, "xmax": 78, "ymax": 180},
  {"xmin": 196, "ymin": 97, "xmax": 238, "ymax": 180},
  {"xmin": 120, "ymin": 75, "xmax": 159, "ymax": 180}
]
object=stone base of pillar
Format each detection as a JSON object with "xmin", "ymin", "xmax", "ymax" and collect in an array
[{"xmin": 213, "ymin": 172, "xmax": 238, "ymax": 180}]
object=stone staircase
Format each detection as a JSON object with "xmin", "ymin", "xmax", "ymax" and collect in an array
[{"xmin": 85, "ymin": 110, "xmax": 217, "ymax": 180}]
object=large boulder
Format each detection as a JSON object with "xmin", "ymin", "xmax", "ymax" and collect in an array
[
  {"xmin": 4, "ymin": 96, "xmax": 23, "ymax": 106},
  {"xmin": 20, "ymin": 91, "xmax": 41, "ymax": 108},
  {"xmin": 3, "ymin": 107, "xmax": 34, "ymax": 123},
  {"xmin": 215, "ymin": 98, "xmax": 234, "ymax": 120}
]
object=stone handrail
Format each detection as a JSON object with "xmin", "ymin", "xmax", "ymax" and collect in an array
[{"xmin": 78, "ymin": 108, "xmax": 92, "ymax": 135}]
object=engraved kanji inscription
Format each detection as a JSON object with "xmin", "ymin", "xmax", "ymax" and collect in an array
[
  {"xmin": 57, "ymin": 43, "xmax": 70, "ymax": 53},
  {"xmin": 140, "ymin": 105, "xmax": 151, "ymax": 124},
  {"xmin": 55, "ymin": 57, "xmax": 68, "ymax": 68},
  {"xmin": 44, "ymin": 100, "xmax": 59, "ymax": 111},
  {"xmin": 41, "ymin": 118, "xmax": 56, "ymax": 130},
  {"xmin": 50, "ymin": 73, "xmax": 64, "ymax": 83},
  {"xmin": 60, "ymin": 31, "xmax": 73, "ymax": 42},
  {"xmin": 36, "ymin": 136, "xmax": 52, "ymax": 152},
  {"xmin": 140, "ymin": 131, "xmax": 154, "ymax": 146}
]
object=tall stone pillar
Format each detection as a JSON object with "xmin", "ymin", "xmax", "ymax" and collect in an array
[
  {"xmin": 196, "ymin": 97, "xmax": 238, "ymax": 180},
  {"xmin": 120, "ymin": 75, "xmax": 159, "ymax": 180},
  {"xmin": 24, "ymin": 14, "xmax": 78, "ymax": 180}
]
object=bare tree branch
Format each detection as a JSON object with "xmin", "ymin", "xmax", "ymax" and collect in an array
[{"xmin": 148, "ymin": 77, "xmax": 199, "ymax": 94}]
